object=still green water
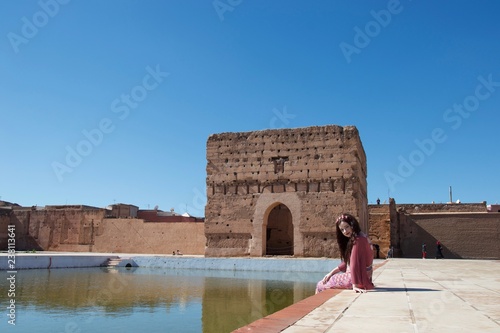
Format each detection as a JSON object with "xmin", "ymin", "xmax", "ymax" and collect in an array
[{"xmin": 0, "ymin": 267, "xmax": 324, "ymax": 333}]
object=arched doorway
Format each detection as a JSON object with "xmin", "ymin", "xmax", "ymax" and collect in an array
[{"xmin": 265, "ymin": 204, "xmax": 293, "ymax": 255}]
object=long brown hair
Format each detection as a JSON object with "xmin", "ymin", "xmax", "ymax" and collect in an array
[{"xmin": 335, "ymin": 213, "xmax": 361, "ymax": 265}]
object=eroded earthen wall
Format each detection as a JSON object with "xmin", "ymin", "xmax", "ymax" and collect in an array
[
  {"xmin": 398, "ymin": 213, "xmax": 500, "ymax": 259},
  {"xmin": 92, "ymin": 219, "xmax": 205, "ymax": 254},
  {"xmin": 1, "ymin": 208, "xmax": 205, "ymax": 255},
  {"xmin": 367, "ymin": 201, "xmax": 500, "ymax": 260},
  {"xmin": 389, "ymin": 201, "xmax": 500, "ymax": 259},
  {"xmin": 368, "ymin": 204, "xmax": 391, "ymax": 258},
  {"xmin": 28, "ymin": 208, "xmax": 106, "ymax": 251},
  {"xmin": 0, "ymin": 212, "xmax": 12, "ymax": 250},
  {"xmin": 205, "ymin": 125, "xmax": 368, "ymax": 257}
]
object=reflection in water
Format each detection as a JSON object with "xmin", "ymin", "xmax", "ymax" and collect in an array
[
  {"xmin": 202, "ymin": 277, "xmax": 311, "ymax": 332},
  {"xmin": 0, "ymin": 267, "xmax": 321, "ymax": 333}
]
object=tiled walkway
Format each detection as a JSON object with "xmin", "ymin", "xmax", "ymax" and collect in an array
[{"xmin": 233, "ymin": 259, "xmax": 500, "ymax": 333}]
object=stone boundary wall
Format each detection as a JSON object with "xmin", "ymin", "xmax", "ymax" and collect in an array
[
  {"xmin": 389, "ymin": 201, "xmax": 500, "ymax": 259},
  {"xmin": 395, "ymin": 202, "xmax": 486, "ymax": 214},
  {"xmin": 368, "ymin": 204, "xmax": 391, "ymax": 258},
  {"xmin": 397, "ymin": 212, "xmax": 500, "ymax": 259},
  {"xmin": 0, "ymin": 254, "xmax": 114, "ymax": 270},
  {"xmin": 92, "ymin": 218, "xmax": 205, "ymax": 254},
  {"xmin": 368, "ymin": 201, "xmax": 500, "ymax": 260},
  {"xmin": 132, "ymin": 256, "xmax": 341, "ymax": 272},
  {"xmin": 0, "ymin": 253, "xmax": 341, "ymax": 272},
  {"xmin": 0, "ymin": 209, "xmax": 206, "ymax": 255},
  {"xmin": 0, "ymin": 212, "xmax": 11, "ymax": 249}
]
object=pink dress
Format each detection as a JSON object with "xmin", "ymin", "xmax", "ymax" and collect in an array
[{"xmin": 316, "ymin": 235, "xmax": 374, "ymax": 293}]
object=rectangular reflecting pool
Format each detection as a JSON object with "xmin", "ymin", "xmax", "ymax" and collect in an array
[{"xmin": 0, "ymin": 266, "xmax": 330, "ymax": 332}]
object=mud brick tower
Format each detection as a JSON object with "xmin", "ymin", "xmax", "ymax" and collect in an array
[{"xmin": 205, "ymin": 125, "xmax": 368, "ymax": 257}]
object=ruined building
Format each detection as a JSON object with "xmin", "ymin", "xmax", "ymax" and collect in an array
[
  {"xmin": 2, "ymin": 121, "xmax": 499, "ymax": 259},
  {"xmin": 204, "ymin": 125, "xmax": 368, "ymax": 257}
]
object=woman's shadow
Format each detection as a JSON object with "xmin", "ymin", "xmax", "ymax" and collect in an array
[{"xmin": 374, "ymin": 287, "xmax": 438, "ymax": 292}]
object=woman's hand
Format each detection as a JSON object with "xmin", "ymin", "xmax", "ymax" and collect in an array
[{"xmin": 322, "ymin": 267, "xmax": 339, "ymax": 284}]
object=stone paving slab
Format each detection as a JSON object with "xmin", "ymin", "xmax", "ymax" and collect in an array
[{"xmin": 268, "ymin": 259, "xmax": 500, "ymax": 333}]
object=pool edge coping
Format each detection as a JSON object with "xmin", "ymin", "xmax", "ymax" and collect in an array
[{"xmin": 231, "ymin": 261, "xmax": 388, "ymax": 333}]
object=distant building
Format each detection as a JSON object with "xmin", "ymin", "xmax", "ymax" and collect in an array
[
  {"xmin": 106, "ymin": 203, "xmax": 139, "ymax": 218},
  {"xmin": 487, "ymin": 204, "xmax": 500, "ymax": 213},
  {"xmin": 137, "ymin": 208, "xmax": 204, "ymax": 222}
]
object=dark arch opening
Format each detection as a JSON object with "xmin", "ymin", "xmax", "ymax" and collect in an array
[{"xmin": 266, "ymin": 204, "xmax": 293, "ymax": 256}]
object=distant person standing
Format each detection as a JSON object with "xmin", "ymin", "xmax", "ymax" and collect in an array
[
  {"xmin": 435, "ymin": 241, "xmax": 444, "ymax": 259},
  {"xmin": 386, "ymin": 246, "xmax": 393, "ymax": 259},
  {"xmin": 422, "ymin": 242, "xmax": 427, "ymax": 259}
]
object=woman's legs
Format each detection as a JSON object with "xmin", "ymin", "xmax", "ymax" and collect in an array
[{"xmin": 315, "ymin": 271, "xmax": 352, "ymax": 293}]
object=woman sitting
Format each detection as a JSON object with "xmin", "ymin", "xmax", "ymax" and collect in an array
[{"xmin": 316, "ymin": 213, "xmax": 375, "ymax": 293}]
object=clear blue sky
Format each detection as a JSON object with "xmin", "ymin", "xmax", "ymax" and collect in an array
[{"xmin": 1, "ymin": 0, "xmax": 499, "ymax": 216}]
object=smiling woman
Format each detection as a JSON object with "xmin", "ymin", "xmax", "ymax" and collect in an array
[{"xmin": 315, "ymin": 213, "xmax": 374, "ymax": 294}]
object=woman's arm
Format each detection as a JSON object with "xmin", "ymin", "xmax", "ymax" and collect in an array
[{"xmin": 322, "ymin": 266, "xmax": 341, "ymax": 284}]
